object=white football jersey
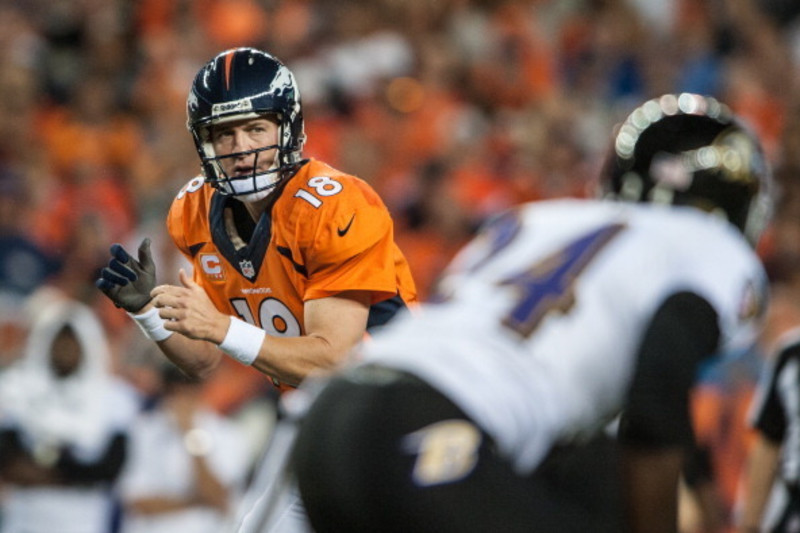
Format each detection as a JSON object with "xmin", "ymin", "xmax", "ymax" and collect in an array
[{"xmin": 357, "ymin": 199, "xmax": 767, "ymax": 474}]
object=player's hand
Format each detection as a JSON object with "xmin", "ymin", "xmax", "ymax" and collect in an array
[
  {"xmin": 95, "ymin": 238, "xmax": 157, "ymax": 313},
  {"xmin": 151, "ymin": 269, "xmax": 229, "ymax": 344}
]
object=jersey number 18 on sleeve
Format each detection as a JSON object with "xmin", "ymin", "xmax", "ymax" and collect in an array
[{"xmin": 294, "ymin": 176, "xmax": 343, "ymax": 208}]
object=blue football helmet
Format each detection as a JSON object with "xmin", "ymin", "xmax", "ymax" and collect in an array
[{"xmin": 187, "ymin": 47, "xmax": 306, "ymax": 199}]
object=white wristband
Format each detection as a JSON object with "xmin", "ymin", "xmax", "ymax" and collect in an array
[
  {"xmin": 219, "ymin": 317, "xmax": 265, "ymax": 366},
  {"xmin": 129, "ymin": 307, "xmax": 174, "ymax": 342}
]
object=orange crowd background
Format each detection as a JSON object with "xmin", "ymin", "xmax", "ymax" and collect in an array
[{"xmin": 2, "ymin": 1, "xmax": 800, "ymax": 530}]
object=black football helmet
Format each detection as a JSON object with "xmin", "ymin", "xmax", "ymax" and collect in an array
[
  {"xmin": 601, "ymin": 93, "xmax": 772, "ymax": 245},
  {"xmin": 187, "ymin": 47, "xmax": 306, "ymax": 199}
]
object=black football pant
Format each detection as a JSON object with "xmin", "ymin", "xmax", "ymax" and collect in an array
[{"xmin": 291, "ymin": 365, "xmax": 625, "ymax": 533}]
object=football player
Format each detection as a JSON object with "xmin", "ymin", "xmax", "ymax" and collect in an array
[
  {"xmin": 96, "ymin": 47, "xmax": 417, "ymax": 531},
  {"xmin": 288, "ymin": 93, "xmax": 773, "ymax": 533}
]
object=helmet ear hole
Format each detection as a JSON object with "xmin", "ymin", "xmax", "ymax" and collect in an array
[{"xmin": 601, "ymin": 93, "xmax": 772, "ymax": 245}]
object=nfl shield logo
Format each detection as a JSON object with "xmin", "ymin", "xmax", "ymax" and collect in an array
[{"xmin": 240, "ymin": 259, "xmax": 256, "ymax": 279}]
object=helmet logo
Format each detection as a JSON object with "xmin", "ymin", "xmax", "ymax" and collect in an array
[
  {"xmin": 187, "ymin": 91, "xmax": 199, "ymax": 114},
  {"xmin": 268, "ymin": 67, "xmax": 296, "ymax": 101}
]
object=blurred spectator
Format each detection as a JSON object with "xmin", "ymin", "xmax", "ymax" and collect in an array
[
  {"xmin": 0, "ymin": 168, "xmax": 57, "ymax": 299},
  {"xmin": 117, "ymin": 362, "xmax": 252, "ymax": 533},
  {"xmin": 462, "ymin": 1, "xmax": 557, "ymax": 109},
  {"xmin": 0, "ymin": 167, "xmax": 58, "ymax": 368},
  {"xmin": 32, "ymin": 71, "xmax": 139, "ymax": 256},
  {"xmin": 0, "ymin": 298, "xmax": 141, "ymax": 533}
]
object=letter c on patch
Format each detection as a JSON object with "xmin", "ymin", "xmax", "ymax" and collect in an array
[{"xmin": 200, "ymin": 253, "xmax": 224, "ymax": 280}]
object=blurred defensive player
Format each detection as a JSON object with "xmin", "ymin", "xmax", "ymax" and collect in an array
[{"xmin": 289, "ymin": 93, "xmax": 773, "ymax": 533}]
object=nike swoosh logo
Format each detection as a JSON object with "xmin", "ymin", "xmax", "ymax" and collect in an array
[{"xmin": 337, "ymin": 214, "xmax": 356, "ymax": 237}]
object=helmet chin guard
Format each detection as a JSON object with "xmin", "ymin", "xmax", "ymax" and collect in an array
[
  {"xmin": 187, "ymin": 48, "xmax": 307, "ymax": 198},
  {"xmin": 204, "ymin": 143, "xmax": 282, "ymax": 199}
]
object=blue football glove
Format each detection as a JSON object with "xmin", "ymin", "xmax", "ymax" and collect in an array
[{"xmin": 96, "ymin": 238, "xmax": 157, "ymax": 313}]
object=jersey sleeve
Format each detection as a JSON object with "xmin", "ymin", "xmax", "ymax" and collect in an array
[
  {"xmin": 298, "ymin": 177, "xmax": 402, "ymax": 303},
  {"xmin": 165, "ymin": 177, "xmax": 213, "ymax": 272},
  {"xmin": 167, "ymin": 178, "xmax": 202, "ymax": 257},
  {"xmin": 166, "ymin": 202, "xmax": 188, "ymax": 257}
]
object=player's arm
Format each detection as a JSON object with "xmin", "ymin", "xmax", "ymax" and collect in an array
[
  {"xmin": 146, "ymin": 269, "xmax": 230, "ymax": 379},
  {"xmin": 151, "ymin": 270, "xmax": 370, "ymax": 386},
  {"xmin": 152, "ymin": 324, "xmax": 225, "ymax": 379},
  {"xmin": 252, "ymin": 290, "xmax": 370, "ymax": 386},
  {"xmin": 110, "ymin": 294, "xmax": 225, "ymax": 380},
  {"xmin": 96, "ymin": 241, "xmax": 225, "ymax": 379},
  {"xmin": 618, "ymin": 291, "xmax": 721, "ymax": 533}
]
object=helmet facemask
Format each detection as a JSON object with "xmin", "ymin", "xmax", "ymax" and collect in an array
[{"xmin": 193, "ymin": 113, "xmax": 290, "ymax": 202}]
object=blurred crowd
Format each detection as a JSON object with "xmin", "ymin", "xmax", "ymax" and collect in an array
[{"xmin": 1, "ymin": 0, "xmax": 800, "ymax": 530}]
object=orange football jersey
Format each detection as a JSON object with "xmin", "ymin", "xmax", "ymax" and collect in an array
[{"xmin": 167, "ymin": 159, "xmax": 417, "ymax": 388}]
